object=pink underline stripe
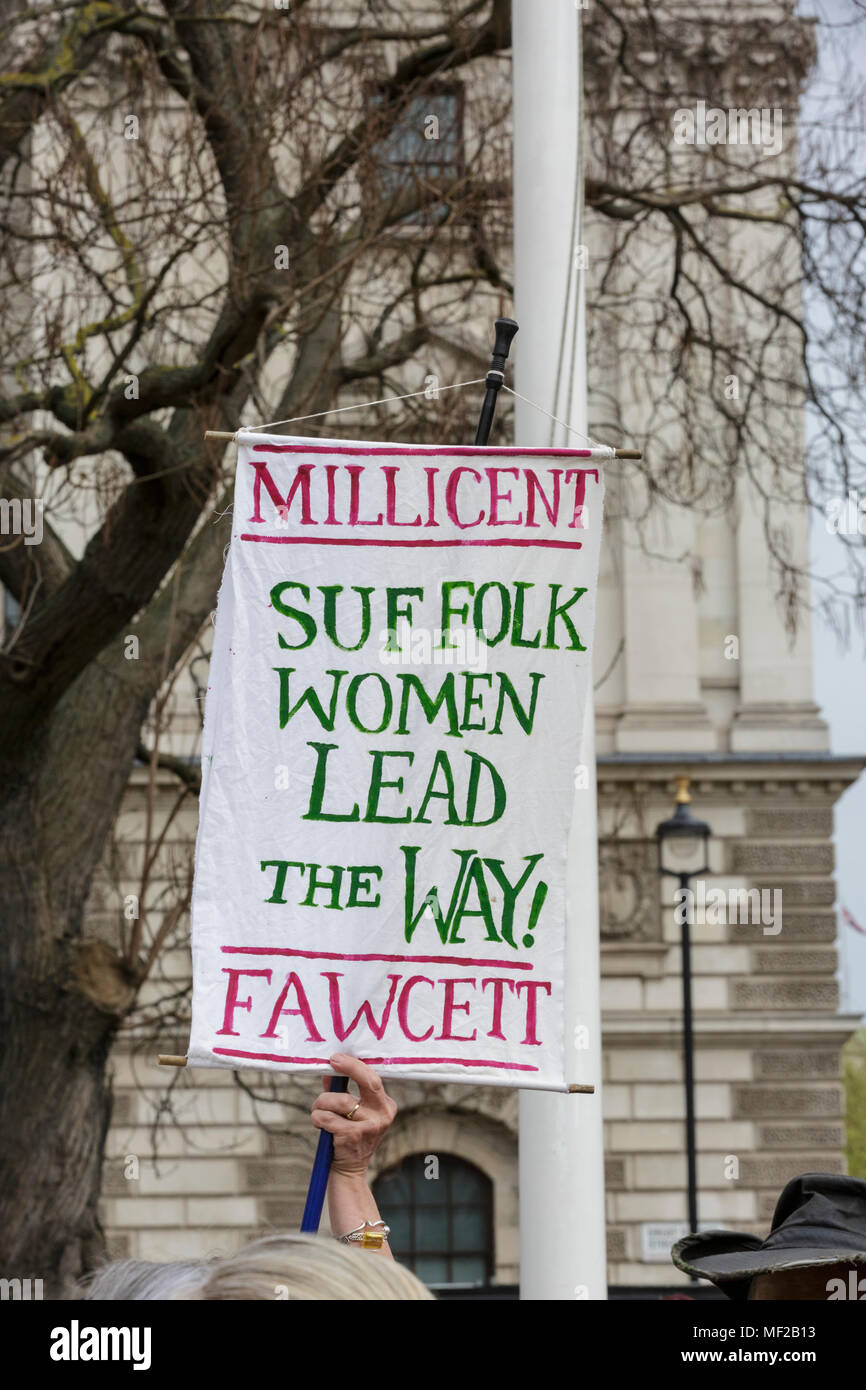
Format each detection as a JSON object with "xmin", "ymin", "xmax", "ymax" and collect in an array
[
  {"xmin": 220, "ymin": 945, "xmax": 532, "ymax": 970},
  {"xmin": 213, "ymin": 1047, "xmax": 538, "ymax": 1073},
  {"xmin": 249, "ymin": 443, "xmax": 598, "ymax": 459},
  {"xmin": 239, "ymin": 533, "xmax": 583, "ymax": 550}
]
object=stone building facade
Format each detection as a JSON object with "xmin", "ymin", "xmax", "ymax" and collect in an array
[
  {"xmin": 96, "ymin": 758, "xmax": 862, "ymax": 1291},
  {"xmin": 94, "ymin": 2, "xmax": 864, "ymax": 1292}
]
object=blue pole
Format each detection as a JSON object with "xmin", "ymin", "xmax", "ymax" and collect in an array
[{"xmin": 299, "ymin": 1075, "xmax": 349, "ymax": 1233}]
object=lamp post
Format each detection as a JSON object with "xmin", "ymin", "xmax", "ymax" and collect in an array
[{"xmin": 656, "ymin": 777, "xmax": 712, "ymax": 1241}]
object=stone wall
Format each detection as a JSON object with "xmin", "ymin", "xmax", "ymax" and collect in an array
[
  {"xmin": 598, "ymin": 760, "xmax": 857, "ymax": 1285},
  {"xmin": 99, "ymin": 756, "xmax": 860, "ymax": 1289}
]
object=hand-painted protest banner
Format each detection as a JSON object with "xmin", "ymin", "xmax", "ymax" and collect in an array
[{"xmin": 188, "ymin": 433, "xmax": 604, "ymax": 1090}]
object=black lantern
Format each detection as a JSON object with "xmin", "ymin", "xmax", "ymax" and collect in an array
[{"xmin": 656, "ymin": 777, "xmax": 711, "ymax": 880}]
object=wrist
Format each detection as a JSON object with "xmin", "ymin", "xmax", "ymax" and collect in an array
[{"xmin": 329, "ymin": 1166, "xmax": 370, "ymax": 1187}]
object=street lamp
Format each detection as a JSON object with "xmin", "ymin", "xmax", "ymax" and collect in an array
[{"xmin": 656, "ymin": 777, "xmax": 712, "ymax": 1244}]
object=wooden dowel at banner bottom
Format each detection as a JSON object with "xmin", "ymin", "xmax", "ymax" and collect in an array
[{"xmin": 155, "ymin": 1053, "xmax": 592, "ymax": 1089}]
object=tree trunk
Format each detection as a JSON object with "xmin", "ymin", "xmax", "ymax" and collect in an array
[
  {"xmin": 0, "ymin": 676, "xmax": 144, "ymax": 1295},
  {"xmin": 0, "ymin": 931, "xmax": 118, "ymax": 1296},
  {"xmin": 0, "ymin": 462, "xmax": 234, "ymax": 1293}
]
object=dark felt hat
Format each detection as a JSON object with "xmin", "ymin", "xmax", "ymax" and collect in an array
[{"xmin": 672, "ymin": 1173, "xmax": 866, "ymax": 1300}]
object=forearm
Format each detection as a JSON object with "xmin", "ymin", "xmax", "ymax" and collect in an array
[{"xmin": 327, "ymin": 1171, "xmax": 394, "ymax": 1259}]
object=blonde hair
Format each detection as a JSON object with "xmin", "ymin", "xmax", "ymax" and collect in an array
[
  {"xmin": 184, "ymin": 1233, "xmax": 433, "ymax": 1301},
  {"xmin": 80, "ymin": 1258, "xmax": 209, "ymax": 1301}
]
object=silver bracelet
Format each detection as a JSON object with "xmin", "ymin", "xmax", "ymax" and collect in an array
[{"xmin": 339, "ymin": 1220, "xmax": 390, "ymax": 1250}]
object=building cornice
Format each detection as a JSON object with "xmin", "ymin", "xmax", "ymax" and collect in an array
[
  {"xmin": 128, "ymin": 751, "xmax": 866, "ymax": 793},
  {"xmin": 603, "ymin": 1012, "xmax": 862, "ymax": 1047},
  {"xmin": 597, "ymin": 751, "xmax": 866, "ymax": 793},
  {"xmin": 584, "ymin": 3, "xmax": 815, "ymax": 100}
]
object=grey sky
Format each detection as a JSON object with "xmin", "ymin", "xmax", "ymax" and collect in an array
[{"xmin": 802, "ymin": 0, "xmax": 866, "ymax": 1018}]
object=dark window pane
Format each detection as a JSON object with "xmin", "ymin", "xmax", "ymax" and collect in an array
[
  {"xmin": 414, "ymin": 1255, "xmax": 449, "ymax": 1284},
  {"xmin": 385, "ymin": 1210, "xmax": 412, "ymax": 1254},
  {"xmin": 415, "ymin": 1173, "xmax": 444, "ymax": 1205},
  {"xmin": 373, "ymin": 1153, "xmax": 492, "ymax": 1287},
  {"xmin": 450, "ymin": 1206, "xmax": 487, "ymax": 1250},
  {"xmin": 450, "ymin": 1166, "xmax": 486, "ymax": 1201},
  {"xmin": 415, "ymin": 1207, "xmax": 446, "ymax": 1252},
  {"xmin": 449, "ymin": 1256, "xmax": 486, "ymax": 1285},
  {"xmin": 367, "ymin": 85, "xmax": 464, "ymax": 227},
  {"xmin": 375, "ymin": 1168, "xmax": 411, "ymax": 1203},
  {"xmin": 375, "ymin": 94, "xmax": 461, "ymax": 171}
]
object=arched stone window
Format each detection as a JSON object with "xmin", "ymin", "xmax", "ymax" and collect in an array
[{"xmin": 373, "ymin": 1152, "xmax": 493, "ymax": 1287}]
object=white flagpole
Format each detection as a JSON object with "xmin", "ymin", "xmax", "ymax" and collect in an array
[{"xmin": 513, "ymin": 0, "xmax": 608, "ymax": 1300}]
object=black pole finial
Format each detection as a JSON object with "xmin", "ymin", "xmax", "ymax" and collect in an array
[{"xmin": 474, "ymin": 317, "xmax": 518, "ymax": 446}]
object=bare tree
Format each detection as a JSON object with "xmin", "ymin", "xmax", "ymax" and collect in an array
[{"xmin": 0, "ymin": 0, "xmax": 512, "ymax": 1291}]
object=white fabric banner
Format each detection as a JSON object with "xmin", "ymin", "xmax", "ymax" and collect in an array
[{"xmin": 187, "ymin": 432, "xmax": 605, "ymax": 1090}]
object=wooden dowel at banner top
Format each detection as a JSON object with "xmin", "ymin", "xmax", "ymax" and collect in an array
[
  {"xmin": 202, "ymin": 425, "xmax": 641, "ymax": 453},
  {"xmin": 300, "ymin": 1075, "xmax": 350, "ymax": 1234}
]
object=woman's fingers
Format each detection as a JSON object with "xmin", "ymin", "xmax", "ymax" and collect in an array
[
  {"xmin": 312, "ymin": 1090, "xmax": 361, "ymax": 1117},
  {"xmin": 308, "ymin": 1058, "xmax": 397, "ymax": 1179},
  {"xmin": 328, "ymin": 1053, "xmax": 393, "ymax": 1114},
  {"xmin": 310, "ymin": 1107, "xmax": 359, "ymax": 1135}
]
